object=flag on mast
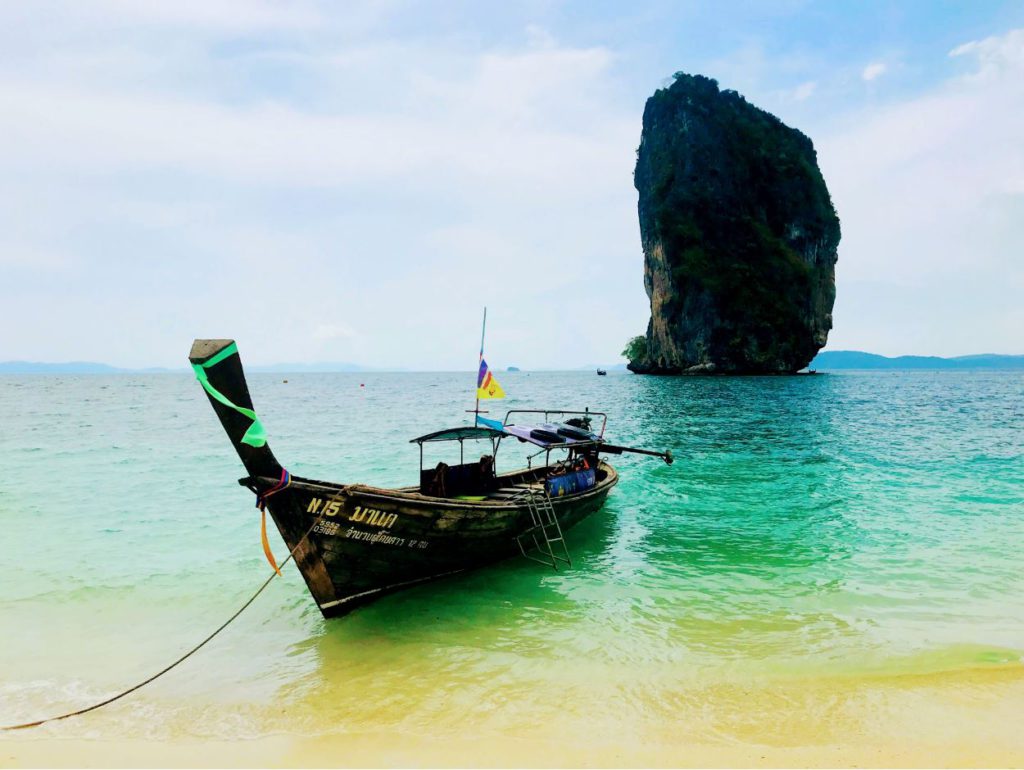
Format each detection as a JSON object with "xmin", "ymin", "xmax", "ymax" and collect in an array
[
  {"xmin": 477, "ymin": 358, "xmax": 506, "ymax": 400},
  {"xmin": 475, "ymin": 307, "xmax": 506, "ymax": 401}
]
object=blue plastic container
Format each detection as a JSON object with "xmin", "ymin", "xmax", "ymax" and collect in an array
[{"xmin": 545, "ymin": 468, "xmax": 596, "ymax": 497}]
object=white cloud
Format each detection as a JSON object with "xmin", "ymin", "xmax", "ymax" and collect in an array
[
  {"xmin": 818, "ymin": 28, "xmax": 1024, "ymax": 355},
  {"xmin": 861, "ymin": 62, "xmax": 887, "ymax": 81},
  {"xmin": 792, "ymin": 81, "xmax": 817, "ymax": 101},
  {"xmin": 3, "ymin": 4, "xmax": 1021, "ymax": 366},
  {"xmin": 949, "ymin": 27, "xmax": 1024, "ymax": 81},
  {"xmin": 0, "ymin": 42, "xmax": 625, "ymax": 192},
  {"xmin": 0, "ymin": 10, "xmax": 647, "ymax": 368}
]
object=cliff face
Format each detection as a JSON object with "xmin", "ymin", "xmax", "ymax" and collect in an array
[{"xmin": 630, "ymin": 74, "xmax": 840, "ymax": 374}]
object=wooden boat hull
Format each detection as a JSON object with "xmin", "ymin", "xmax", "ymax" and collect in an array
[{"xmin": 257, "ymin": 463, "xmax": 618, "ymax": 617}]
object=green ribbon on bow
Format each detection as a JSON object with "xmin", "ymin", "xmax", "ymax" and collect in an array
[{"xmin": 191, "ymin": 342, "xmax": 267, "ymax": 448}]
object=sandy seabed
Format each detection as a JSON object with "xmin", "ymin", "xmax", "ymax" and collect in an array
[{"xmin": 2, "ymin": 667, "xmax": 1022, "ymax": 768}]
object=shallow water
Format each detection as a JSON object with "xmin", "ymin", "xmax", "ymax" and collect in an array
[{"xmin": 1, "ymin": 369, "xmax": 1022, "ymax": 741}]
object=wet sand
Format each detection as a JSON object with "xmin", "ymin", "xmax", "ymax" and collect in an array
[{"xmin": 3, "ymin": 667, "xmax": 1022, "ymax": 768}]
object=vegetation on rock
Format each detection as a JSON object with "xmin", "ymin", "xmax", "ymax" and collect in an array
[{"xmin": 621, "ymin": 335, "xmax": 648, "ymax": 365}]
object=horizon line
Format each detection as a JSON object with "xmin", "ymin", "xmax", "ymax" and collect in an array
[{"xmin": 2, "ymin": 350, "xmax": 1024, "ymax": 375}]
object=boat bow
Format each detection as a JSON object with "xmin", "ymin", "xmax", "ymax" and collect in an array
[{"xmin": 189, "ymin": 339, "xmax": 283, "ymax": 480}]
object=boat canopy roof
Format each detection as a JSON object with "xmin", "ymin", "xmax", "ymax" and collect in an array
[
  {"xmin": 502, "ymin": 423, "xmax": 601, "ymax": 449},
  {"xmin": 410, "ymin": 426, "xmax": 505, "ymax": 444},
  {"xmin": 411, "ymin": 410, "xmax": 609, "ymax": 449},
  {"xmin": 410, "ymin": 423, "xmax": 603, "ymax": 450}
]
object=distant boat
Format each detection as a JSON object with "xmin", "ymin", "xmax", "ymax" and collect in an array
[
  {"xmin": 596, "ymin": 369, "xmax": 607, "ymax": 376},
  {"xmin": 189, "ymin": 339, "xmax": 672, "ymax": 618}
]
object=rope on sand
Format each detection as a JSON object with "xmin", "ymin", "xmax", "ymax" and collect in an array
[{"xmin": 2, "ymin": 514, "xmax": 321, "ymax": 731}]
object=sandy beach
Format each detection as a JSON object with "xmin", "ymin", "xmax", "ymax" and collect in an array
[{"xmin": 4, "ymin": 666, "xmax": 1022, "ymax": 768}]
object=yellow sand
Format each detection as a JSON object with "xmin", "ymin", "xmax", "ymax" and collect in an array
[{"xmin": 3, "ymin": 667, "xmax": 1022, "ymax": 768}]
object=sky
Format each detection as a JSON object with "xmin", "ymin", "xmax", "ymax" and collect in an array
[{"xmin": 1, "ymin": 1, "xmax": 1022, "ymax": 369}]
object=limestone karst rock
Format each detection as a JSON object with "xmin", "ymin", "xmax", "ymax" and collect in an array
[{"xmin": 629, "ymin": 73, "xmax": 840, "ymax": 374}]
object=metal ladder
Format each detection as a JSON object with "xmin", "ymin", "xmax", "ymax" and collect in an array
[{"xmin": 514, "ymin": 486, "xmax": 571, "ymax": 570}]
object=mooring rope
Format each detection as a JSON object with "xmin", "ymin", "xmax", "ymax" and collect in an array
[
  {"xmin": 256, "ymin": 469, "xmax": 292, "ymax": 576},
  {"xmin": 2, "ymin": 507, "xmax": 322, "ymax": 732}
]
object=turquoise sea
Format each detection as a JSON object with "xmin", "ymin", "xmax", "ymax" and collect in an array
[{"xmin": 1, "ymin": 369, "xmax": 1023, "ymax": 744}]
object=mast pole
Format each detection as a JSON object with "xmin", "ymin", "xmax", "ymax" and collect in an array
[{"xmin": 474, "ymin": 307, "xmax": 486, "ymax": 420}]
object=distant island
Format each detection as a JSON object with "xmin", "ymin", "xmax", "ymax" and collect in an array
[
  {"xmin": 809, "ymin": 352, "xmax": 1024, "ymax": 370},
  {"xmin": 0, "ymin": 361, "xmax": 176, "ymax": 374},
  {"xmin": 4, "ymin": 353, "xmax": 1022, "ymax": 374},
  {"xmin": 0, "ymin": 361, "xmax": 385, "ymax": 374}
]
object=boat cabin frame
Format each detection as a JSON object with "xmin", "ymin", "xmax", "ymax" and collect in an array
[{"xmin": 409, "ymin": 409, "xmax": 608, "ymax": 499}]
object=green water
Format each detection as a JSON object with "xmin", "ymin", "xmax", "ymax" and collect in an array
[{"xmin": 1, "ymin": 370, "xmax": 1022, "ymax": 739}]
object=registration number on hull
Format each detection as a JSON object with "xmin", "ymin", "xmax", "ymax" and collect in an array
[
  {"xmin": 306, "ymin": 496, "xmax": 428, "ymax": 549},
  {"xmin": 306, "ymin": 497, "xmax": 398, "ymax": 529}
]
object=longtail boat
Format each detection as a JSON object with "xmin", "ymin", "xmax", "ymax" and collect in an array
[{"xmin": 189, "ymin": 338, "xmax": 672, "ymax": 618}]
